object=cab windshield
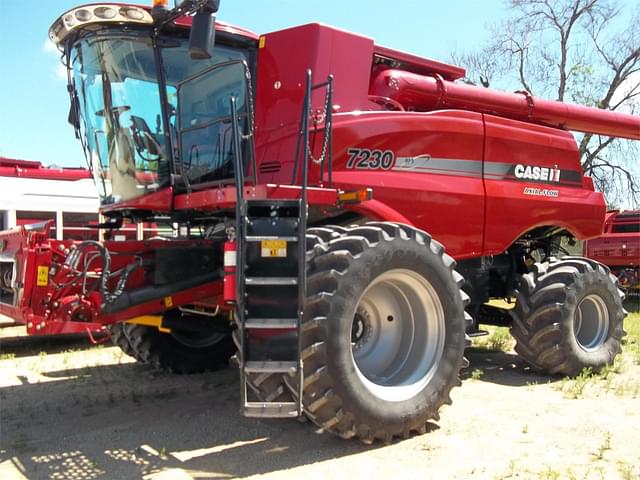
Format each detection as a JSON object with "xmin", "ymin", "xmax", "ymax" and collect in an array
[{"xmin": 70, "ymin": 32, "xmax": 250, "ymax": 205}]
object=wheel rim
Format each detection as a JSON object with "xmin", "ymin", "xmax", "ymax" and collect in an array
[
  {"xmin": 573, "ymin": 294, "xmax": 610, "ymax": 352},
  {"xmin": 350, "ymin": 269, "xmax": 445, "ymax": 402}
]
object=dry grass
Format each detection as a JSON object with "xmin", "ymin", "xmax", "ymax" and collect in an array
[
  {"xmin": 556, "ymin": 311, "xmax": 640, "ymax": 399},
  {"xmin": 472, "ymin": 325, "xmax": 515, "ymax": 352}
]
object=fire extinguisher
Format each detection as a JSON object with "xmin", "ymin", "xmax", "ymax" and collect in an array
[{"xmin": 223, "ymin": 240, "xmax": 236, "ymax": 304}]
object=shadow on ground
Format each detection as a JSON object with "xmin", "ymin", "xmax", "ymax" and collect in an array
[
  {"xmin": 0, "ymin": 335, "xmax": 562, "ymax": 479},
  {"xmin": 0, "ymin": 353, "xmax": 377, "ymax": 480},
  {"xmin": 461, "ymin": 347, "xmax": 559, "ymax": 387},
  {"xmin": 0, "ymin": 334, "xmax": 100, "ymax": 359}
]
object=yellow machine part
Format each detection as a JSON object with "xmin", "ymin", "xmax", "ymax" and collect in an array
[{"xmin": 125, "ymin": 315, "xmax": 171, "ymax": 333}]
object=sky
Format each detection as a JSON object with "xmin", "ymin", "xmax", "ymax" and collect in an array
[
  {"xmin": 0, "ymin": 0, "xmax": 502, "ymax": 167},
  {"xmin": 0, "ymin": 0, "xmax": 635, "ymax": 170}
]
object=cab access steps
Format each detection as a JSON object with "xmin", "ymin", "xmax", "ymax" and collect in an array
[
  {"xmin": 228, "ymin": 70, "xmax": 333, "ymax": 418},
  {"xmin": 237, "ymin": 199, "xmax": 306, "ymax": 418}
]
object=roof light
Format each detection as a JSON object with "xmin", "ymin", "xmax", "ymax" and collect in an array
[
  {"xmin": 120, "ymin": 7, "xmax": 145, "ymax": 20},
  {"xmin": 151, "ymin": 0, "xmax": 169, "ymax": 19},
  {"xmin": 94, "ymin": 6, "xmax": 116, "ymax": 19},
  {"xmin": 74, "ymin": 9, "xmax": 92, "ymax": 22},
  {"xmin": 63, "ymin": 14, "xmax": 76, "ymax": 27},
  {"xmin": 49, "ymin": 4, "xmax": 154, "ymax": 45}
]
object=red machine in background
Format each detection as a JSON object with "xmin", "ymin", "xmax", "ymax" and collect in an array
[
  {"xmin": 585, "ymin": 210, "xmax": 640, "ymax": 295},
  {"xmin": 0, "ymin": 0, "xmax": 638, "ymax": 443},
  {"xmin": 0, "ymin": 156, "xmax": 162, "ymax": 243}
]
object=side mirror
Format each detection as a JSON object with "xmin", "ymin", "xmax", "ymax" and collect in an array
[
  {"xmin": 68, "ymin": 102, "xmax": 79, "ymax": 128},
  {"xmin": 189, "ymin": 0, "xmax": 220, "ymax": 59},
  {"xmin": 68, "ymin": 95, "xmax": 81, "ymax": 138}
]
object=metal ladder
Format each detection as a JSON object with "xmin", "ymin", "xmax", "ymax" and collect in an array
[
  {"xmin": 237, "ymin": 199, "xmax": 305, "ymax": 417},
  {"xmin": 229, "ymin": 95, "xmax": 305, "ymax": 417},
  {"xmin": 230, "ymin": 70, "xmax": 332, "ymax": 418}
]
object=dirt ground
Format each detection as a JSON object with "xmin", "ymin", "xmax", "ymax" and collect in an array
[{"xmin": 1, "ymin": 309, "xmax": 639, "ymax": 480}]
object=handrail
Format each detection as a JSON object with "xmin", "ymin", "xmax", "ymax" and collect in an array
[
  {"xmin": 230, "ymin": 96, "xmax": 245, "ymax": 214},
  {"xmin": 230, "ymin": 95, "xmax": 245, "ymax": 358},
  {"xmin": 291, "ymin": 70, "xmax": 335, "ymax": 189}
]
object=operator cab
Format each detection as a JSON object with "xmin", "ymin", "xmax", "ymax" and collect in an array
[{"xmin": 50, "ymin": 2, "xmax": 256, "ymax": 209}]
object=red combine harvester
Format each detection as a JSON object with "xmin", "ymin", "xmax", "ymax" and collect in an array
[
  {"xmin": 1, "ymin": 0, "xmax": 638, "ymax": 443},
  {"xmin": 585, "ymin": 211, "xmax": 640, "ymax": 296}
]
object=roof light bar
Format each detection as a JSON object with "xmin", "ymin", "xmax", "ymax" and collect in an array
[{"xmin": 49, "ymin": 4, "xmax": 153, "ymax": 45}]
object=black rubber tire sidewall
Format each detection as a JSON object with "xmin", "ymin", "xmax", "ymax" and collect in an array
[
  {"xmin": 558, "ymin": 270, "xmax": 624, "ymax": 372},
  {"xmin": 124, "ymin": 323, "xmax": 235, "ymax": 374},
  {"xmin": 106, "ymin": 323, "xmax": 137, "ymax": 358},
  {"xmin": 307, "ymin": 231, "xmax": 466, "ymax": 432},
  {"xmin": 511, "ymin": 257, "xmax": 626, "ymax": 376}
]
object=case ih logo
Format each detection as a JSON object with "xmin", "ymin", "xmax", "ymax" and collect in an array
[{"xmin": 514, "ymin": 164, "xmax": 561, "ymax": 182}]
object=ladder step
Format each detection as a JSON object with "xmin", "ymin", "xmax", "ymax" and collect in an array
[
  {"xmin": 245, "ymin": 361, "xmax": 297, "ymax": 374},
  {"xmin": 245, "ymin": 236, "xmax": 298, "ymax": 242},
  {"xmin": 245, "ymin": 318, "xmax": 298, "ymax": 329},
  {"xmin": 243, "ymin": 402, "xmax": 299, "ymax": 418},
  {"xmin": 245, "ymin": 277, "xmax": 298, "ymax": 286},
  {"xmin": 468, "ymin": 330, "xmax": 490, "ymax": 338}
]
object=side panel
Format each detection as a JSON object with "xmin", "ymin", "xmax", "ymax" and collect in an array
[
  {"xmin": 331, "ymin": 110, "xmax": 485, "ymax": 259},
  {"xmin": 254, "ymin": 23, "xmax": 374, "ymax": 184},
  {"xmin": 483, "ymin": 115, "xmax": 605, "ymax": 255},
  {"xmin": 0, "ymin": 224, "xmax": 51, "ymax": 324}
]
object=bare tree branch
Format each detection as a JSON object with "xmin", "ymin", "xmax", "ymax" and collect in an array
[{"xmin": 452, "ymin": 0, "xmax": 640, "ymax": 207}]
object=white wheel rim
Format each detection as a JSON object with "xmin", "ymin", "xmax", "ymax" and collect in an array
[
  {"xmin": 574, "ymin": 294, "xmax": 610, "ymax": 352},
  {"xmin": 350, "ymin": 269, "xmax": 446, "ymax": 402}
]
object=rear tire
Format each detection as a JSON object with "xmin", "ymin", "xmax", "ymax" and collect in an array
[
  {"xmin": 123, "ymin": 311, "xmax": 235, "ymax": 374},
  {"xmin": 510, "ymin": 257, "xmax": 626, "ymax": 376},
  {"xmin": 295, "ymin": 222, "xmax": 470, "ymax": 443}
]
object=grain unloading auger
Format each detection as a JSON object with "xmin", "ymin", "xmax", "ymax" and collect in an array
[
  {"xmin": 0, "ymin": 0, "xmax": 637, "ymax": 443},
  {"xmin": 370, "ymin": 68, "xmax": 639, "ymax": 140}
]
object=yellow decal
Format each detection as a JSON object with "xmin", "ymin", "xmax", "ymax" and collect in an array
[
  {"xmin": 259, "ymin": 36, "xmax": 266, "ymax": 48},
  {"xmin": 261, "ymin": 239, "xmax": 287, "ymax": 258},
  {"xmin": 36, "ymin": 266, "xmax": 49, "ymax": 287},
  {"xmin": 164, "ymin": 296, "xmax": 173, "ymax": 308}
]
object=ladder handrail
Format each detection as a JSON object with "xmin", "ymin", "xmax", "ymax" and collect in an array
[
  {"xmin": 301, "ymin": 70, "xmax": 311, "ymax": 208},
  {"xmin": 291, "ymin": 70, "xmax": 335, "ymax": 189},
  {"xmin": 232, "ymin": 69, "xmax": 330, "ymax": 417},
  {"xmin": 230, "ymin": 96, "xmax": 245, "ymax": 210},
  {"xmin": 230, "ymin": 95, "xmax": 248, "ymax": 410}
]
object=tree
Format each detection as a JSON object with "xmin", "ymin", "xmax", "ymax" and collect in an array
[{"xmin": 452, "ymin": 0, "xmax": 639, "ymax": 208}]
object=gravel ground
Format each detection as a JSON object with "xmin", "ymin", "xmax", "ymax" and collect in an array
[{"xmin": 1, "ymin": 313, "xmax": 639, "ymax": 480}]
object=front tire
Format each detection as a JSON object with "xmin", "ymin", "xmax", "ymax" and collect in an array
[
  {"xmin": 510, "ymin": 257, "xmax": 626, "ymax": 376},
  {"xmin": 107, "ymin": 323, "xmax": 137, "ymax": 357},
  {"xmin": 123, "ymin": 311, "xmax": 235, "ymax": 374},
  {"xmin": 296, "ymin": 222, "xmax": 470, "ymax": 443}
]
